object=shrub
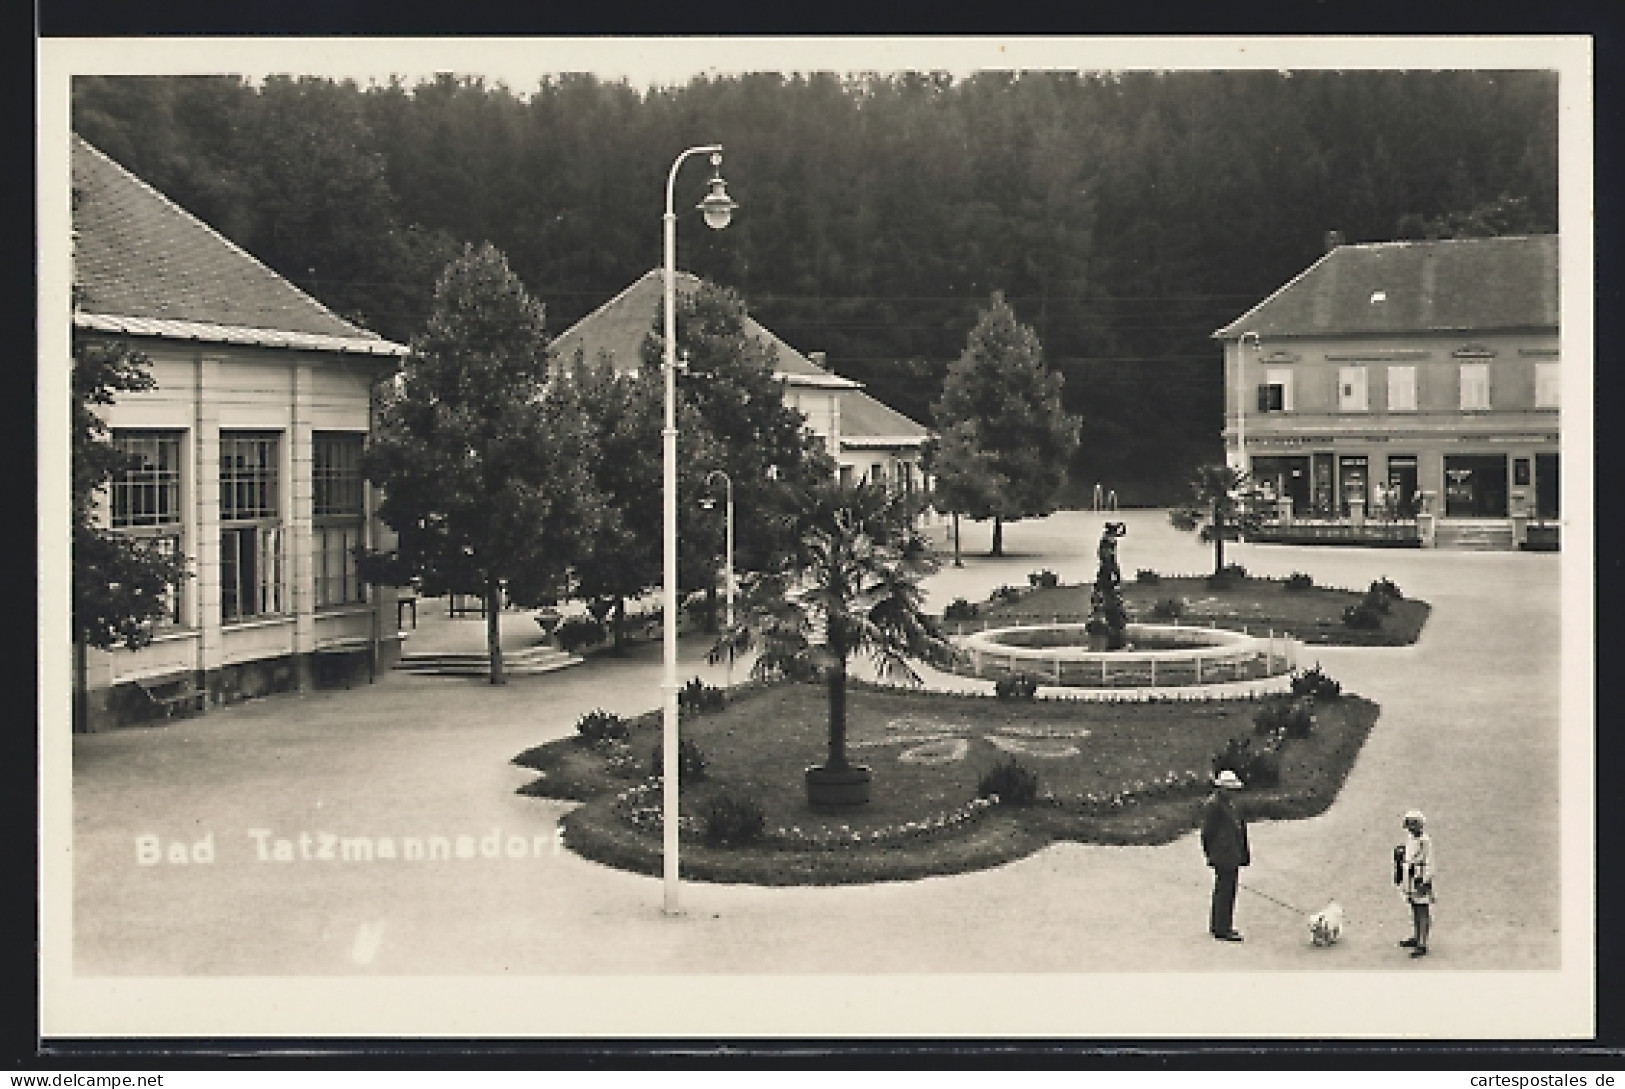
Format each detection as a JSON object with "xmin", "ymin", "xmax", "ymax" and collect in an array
[
  {"xmin": 651, "ymin": 738, "xmax": 708, "ymax": 782},
  {"xmin": 994, "ymin": 673, "xmax": 1040, "ymax": 701},
  {"xmin": 988, "ymin": 584, "xmax": 1024, "ymax": 605},
  {"xmin": 1342, "ymin": 601, "xmax": 1385, "ymax": 630},
  {"xmin": 555, "ymin": 616, "xmax": 608, "ymax": 654},
  {"xmin": 978, "ymin": 756, "xmax": 1040, "ymax": 806},
  {"xmin": 943, "ymin": 598, "xmax": 980, "ymax": 622},
  {"xmin": 1370, "ymin": 576, "xmax": 1403, "ymax": 601},
  {"xmin": 1151, "ymin": 597, "xmax": 1185, "ymax": 620},
  {"xmin": 1136, "ymin": 568, "xmax": 1161, "ymax": 585},
  {"xmin": 699, "ymin": 791, "xmax": 767, "ymax": 846},
  {"xmin": 1291, "ymin": 663, "xmax": 1343, "ymax": 700},
  {"xmin": 1283, "ymin": 571, "xmax": 1314, "ymax": 591},
  {"xmin": 1253, "ymin": 697, "xmax": 1315, "ymax": 740},
  {"xmin": 678, "ymin": 676, "xmax": 727, "ymax": 715},
  {"xmin": 575, "ymin": 708, "xmax": 629, "ymax": 745},
  {"xmin": 1243, "ymin": 746, "xmax": 1282, "ymax": 788},
  {"xmin": 1205, "ymin": 571, "xmax": 1236, "ymax": 591},
  {"xmin": 1212, "ymin": 735, "xmax": 1282, "ymax": 789},
  {"xmin": 1028, "ymin": 569, "xmax": 1061, "ymax": 590}
]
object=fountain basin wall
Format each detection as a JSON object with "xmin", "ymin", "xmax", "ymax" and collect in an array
[{"xmin": 956, "ymin": 622, "xmax": 1298, "ymax": 689}]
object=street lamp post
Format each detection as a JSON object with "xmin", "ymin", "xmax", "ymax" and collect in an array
[
  {"xmin": 1236, "ymin": 330, "xmax": 1260, "ymax": 474},
  {"xmin": 701, "ymin": 469, "xmax": 735, "ymax": 688},
  {"xmin": 662, "ymin": 145, "xmax": 736, "ymax": 916}
]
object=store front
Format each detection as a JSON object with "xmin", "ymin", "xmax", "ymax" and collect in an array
[
  {"xmin": 1443, "ymin": 454, "xmax": 1509, "ymax": 518},
  {"xmin": 1250, "ymin": 455, "xmax": 1310, "ymax": 516}
]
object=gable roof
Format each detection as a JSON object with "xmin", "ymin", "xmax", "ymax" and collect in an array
[
  {"xmin": 836, "ymin": 388, "xmax": 931, "ymax": 448},
  {"xmin": 1213, "ymin": 235, "xmax": 1559, "ymax": 340},
  {"xmin": 70, "ymin": 134, "xmax": 406, "ymax": 357},
  {"xmin": 549, "ymin": 269, "xmax": 859, "ymax": 389}
]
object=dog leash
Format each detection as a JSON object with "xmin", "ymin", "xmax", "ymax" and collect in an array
[{"xmin": 1239, "ymin": 881, "xmax": 1310, "ymax": 916}]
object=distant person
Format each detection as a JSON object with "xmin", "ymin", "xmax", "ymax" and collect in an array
[
  {"xmin": 1396, "ymin": 810, "xmax": 1434, "ymax": 957},
  {"xmin": 1201, "ymin": 769, "xmax": 1250, "ymax": 941}
]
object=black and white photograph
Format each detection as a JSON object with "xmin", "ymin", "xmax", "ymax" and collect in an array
[{"xmin": 37, "ymin": 35, "xmax": 1594, "ymax": 1041}]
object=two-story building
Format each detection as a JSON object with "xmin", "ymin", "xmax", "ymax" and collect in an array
[
  {"xmin": 72, "ymin": 134, "xmax": 410, "ymax": 730},
  {"xmin": 1214, "ymin": 235, "xmax": 1560, "ymax": 549},
  {"xmin": 548, "ymin": 269, "xmax": 933, "ymax": 494}
]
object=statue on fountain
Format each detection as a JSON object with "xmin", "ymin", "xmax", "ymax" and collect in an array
[{"xmin": 1087, "ymin": 521, "xmax": 1129, "ymax": 651}]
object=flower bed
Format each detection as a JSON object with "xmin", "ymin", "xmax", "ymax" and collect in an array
[{"xmin": 515, "ymin": 677, "xmax": 1380, "ymax": 886}]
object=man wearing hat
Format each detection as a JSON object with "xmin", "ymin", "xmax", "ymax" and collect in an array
[{"xmin": 1201, "ymin": 769, "xmax": 1251, "ymax": 941}]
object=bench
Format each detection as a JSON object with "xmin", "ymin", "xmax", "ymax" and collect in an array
[{"xmin": 132, "ymin": 670, "xmax": 204, "ymax": 719}]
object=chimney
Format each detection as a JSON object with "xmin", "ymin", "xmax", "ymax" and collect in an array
[
  {"xmin": 808, "ymin": 351, "xmax": 827, "ymax": 370},
  {"xmin": 1324, "ymin": 230, "xmax": 1345, "ymax": 253}
]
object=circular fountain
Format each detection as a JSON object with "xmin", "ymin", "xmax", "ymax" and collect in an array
[
  {"xmin": 959, "ymin": 620, "xmax": 1295, "ymax": 690},
  {"xmin": 949, "ymin": 521, "xmax": 1297, "ymax": 693}
]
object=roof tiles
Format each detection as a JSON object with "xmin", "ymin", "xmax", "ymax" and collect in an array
[
  {"xmin": 1213, "ymin": 235, "xmax": 1559, "ymax": 340},
  {"xmin": 71, "ymin": 134, "xmax": 403, "ymax": 352}
]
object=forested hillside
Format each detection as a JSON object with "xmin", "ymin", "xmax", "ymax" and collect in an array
[{"xmin": 72, "ymin": 69, "xmax": 1557, "ymax": 503}]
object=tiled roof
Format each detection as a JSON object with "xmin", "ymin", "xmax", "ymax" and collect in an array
[
  {"xmin": 549, "ymin": 269, "xmax": 859, "ymax": 388},
  {"xmin": 71, "ymin": 134, "xmax": 405, "ymax": 354},
  {"xmin": 837, "ymin": 389, "xmax": 931, "ymax": 447},
  {"xmin": 1213, "ymin": 235, "xmax": 1559, "ymax": 339}
]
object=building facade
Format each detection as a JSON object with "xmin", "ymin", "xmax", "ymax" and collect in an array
[
  {"xmin": 72, "ymin": 135, "xmax": 409, "ymax": 730},
  {"xmin": 1215, "ymin": 235, "xmax": 1560, "ymax": 549},
  {"xmin": 549, "ymin": 270, "xmax": 933, "ymax": 494}
]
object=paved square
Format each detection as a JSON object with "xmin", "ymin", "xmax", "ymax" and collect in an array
[{"xmin": 67, "ymin": 511, "xmax": 1562, "ymax": 979}]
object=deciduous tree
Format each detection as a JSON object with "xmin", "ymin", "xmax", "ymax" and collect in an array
[{"xmin": 365, "ymin": 243, "xmax": 603, "ymax": 683}]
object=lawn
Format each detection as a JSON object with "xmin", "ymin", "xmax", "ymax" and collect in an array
[
  {"xmin": 515, "ymin": 678, "xmax": 1380, "ymax": 885},
  {"xmin": 948, "ymin": 575, "xmax": 1430, "ymax": 647}
]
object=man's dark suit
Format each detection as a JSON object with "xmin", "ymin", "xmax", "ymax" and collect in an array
[{"xmin": 1201, "ymin": 790, "xmax": 1251, "ymax": 936}]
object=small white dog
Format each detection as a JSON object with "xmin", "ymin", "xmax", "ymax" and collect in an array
[{"xmin": 1307, "ymin": 900, "xmax": 1345, "ymax": 946}]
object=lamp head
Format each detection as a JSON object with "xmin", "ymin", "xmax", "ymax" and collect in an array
[{"xmin": 698, "ymin": 159, "xmax": 737, "ymax": 230}]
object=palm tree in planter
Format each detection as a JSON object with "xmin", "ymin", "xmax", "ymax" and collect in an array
[
  {"xmin": 1169, "ymin": 464, "xmax": 1266, "ymax": 578},
  {"xmin": 710, "ymin": 481, "xmax": 949, "ymax": 807}
]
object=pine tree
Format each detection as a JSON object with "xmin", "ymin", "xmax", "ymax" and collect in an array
[{"xmin": 931, "ymin": 291, "xmax": 1079, "ymax": 555}]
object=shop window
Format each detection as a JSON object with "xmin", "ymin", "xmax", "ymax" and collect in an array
[
  {"xmin": 1386, "ymin": 366, "xmax": 1417, "ymax": 412},
  {"xmin": 220, "ymin": 432, "xmax": 283, "ymax": 622},
  {"xmin": 1459, "ymin": 363, "xmax": 1491, "ymax": 411},
  {"xmin": 1444, "ymin": 454, "xmax": 1509, "ymax": 518},
  {"xmin": 111, "ymin": 429, "xmax": 186, "ymax": 626},
  {"xmin": 314, "ymin": 432, "xmax": 366, "ymax": 608}
]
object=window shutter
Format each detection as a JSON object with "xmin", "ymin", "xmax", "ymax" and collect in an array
[{"xmin": 1257, "ymin": 384, "xmax": 1272, "ymax": 412}]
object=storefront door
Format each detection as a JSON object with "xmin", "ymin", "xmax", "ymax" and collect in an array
[
  {"xmin": 1443, "ymin": 454, "xmax": 1509, "ymax": 518},
  {"xmin": 1338, "ymin": 455, "xmax": 1369, "ymax": 517},
  {"xmin": 1536, "ymin": 453, "xmax": 1559, "ymax": 520},
  {"xmin": 1386, "ymin": 456, "xmax": 1419, "ymax": 519}
]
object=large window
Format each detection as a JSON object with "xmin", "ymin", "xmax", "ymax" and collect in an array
[
  {"xmin": 1338, "ymin": 366, "xmax": 1369, "ymax": 412},
  {"xmin": 1258, "ymin": 369, "xmax": 1293, "ymax": 413},
  {"xmin": 1459, "ymin": 363, "xmax": 1491, "ymax": 411},
  {"xmin": 220, "ymin": 432, "xmax": 283, "ymax": 621},
  {"xmin": 111, "ymin": 430, "xmax": 186, "ymax": 626},
  {"xmin": 1535, "ymin": 362, "xmax": 1560, "ymax": 409},
  {"xmin": 1386, "ymin": 366, "xmax": 1417, "ymax": 412},
  {"xmin": 313, "ymin": 432, "xmax": 367, "ymax": 608}
]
